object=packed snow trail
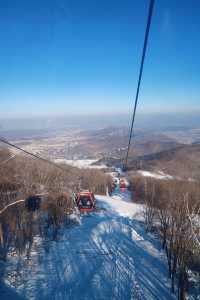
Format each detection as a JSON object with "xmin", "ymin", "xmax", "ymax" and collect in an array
[{"xmin": 0, "ymin": 190, "xmax": 175, "ymax": 300}]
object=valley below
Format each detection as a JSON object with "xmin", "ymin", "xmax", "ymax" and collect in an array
[
  {"xmin": 0, "ymin": 123, "xmax": 200, "ymax": 300},
  {"xmin": 2, "ymin": 125, "xmax": 200, "ymax": 179}
]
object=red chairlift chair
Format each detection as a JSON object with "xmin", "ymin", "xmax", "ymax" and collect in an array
[
  {"xmin": 76, "ymin": 191, "xmax": 95, "ymax": 212},
  {"xmin": 119, "ymin": 179, "xmax": 126, "ymax": 192}
]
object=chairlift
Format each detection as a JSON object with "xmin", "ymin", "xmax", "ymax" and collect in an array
[
  {"xmin": 119, "ymin": 179, "xmax": 126, "ymax": 192},
  {"xmin": 25, "ymin": 195, "xmax": 41, "ymax": 212},
  {"xmin": 76, "ymin": 191, "xmax": 95, "ymax": 212}
]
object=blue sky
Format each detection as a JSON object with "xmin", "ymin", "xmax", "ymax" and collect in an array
[{"xmin": 0, "ymin": 0, "xmax": 200, "ymax": 117}]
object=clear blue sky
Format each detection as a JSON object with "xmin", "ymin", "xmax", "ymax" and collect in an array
[{"xmin": 0, "ymin": 0, "xmax": 200, "ymax": 117}]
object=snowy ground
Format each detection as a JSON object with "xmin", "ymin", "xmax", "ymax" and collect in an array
[
  {"xmin": 54, "ymin": 159, "xmax": 107, "ymax": 169},
  {"xmin": 0, "ymin": 190, "xmax": 175, "ymax": 300},
  {"xmin": 137, "ymin": 170, "xmax": 174, "ymax": 180}
]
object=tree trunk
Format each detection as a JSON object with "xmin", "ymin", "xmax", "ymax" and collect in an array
[
  {"xmin": 171, "ymin": 254, "xmax": 177, "ymax": 293},
  {"xmin": 165, "ymin": 245, "xmax": 172, "ymax": 278},
  {"xmin": 178, "ymin": 269, "xmax": 187, "ymax": 300}
]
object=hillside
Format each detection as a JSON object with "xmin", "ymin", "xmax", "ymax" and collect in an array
[
  {"xmin": 0, "ymin": 147, "xmax": 111, "ymax": 211},
  {"xmin": 93, "ymin": 141, "xmax": 200, "ymax": 180},
  {"xmin": 0, "ymin": 126, "xmax": 182, "ymax": 162},
  {"xmin": 82, "ymin": 127, "xmax": 181, "ymax": 158},
  {"xmin": 0, "ymin": 141, "xmax": 200, "ymax": 299},
  {"xmin": 127, "ymin": 143, "xmax": 200, "ymax": 179},
  {"xmin": 0, "ymin": 190, "xmax": 175, "ymax": 300}
]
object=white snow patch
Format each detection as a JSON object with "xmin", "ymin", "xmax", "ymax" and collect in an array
[
  {"xmin": 137, "ymin": 170, "xmax": 174, "ymax": 180},
  {"xmin": 54, "ymin": 159, "xmax": 107, "ymax": 169},
  {"xmin": 96, "ymin": 192, "xmax": 144, "ymax": 219},
  {"xmin": 131, "ymin": 229, "xmax": 144, "ymax": 241}
]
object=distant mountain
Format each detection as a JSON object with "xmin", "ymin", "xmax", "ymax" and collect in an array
[
  {"xmin": 94, "ymin": 143, "xmax": 200, "ymax": 180},
  {"xmin": 2, "ymin": 122, "xmax": 200, "ymax": 181},
  {"xmin": 0, "ymin": 129, "xmax": 58, "ymax": 141},
  {"xmin": 159, "ymin": 128, "xmax": 200, "ymax": 144},
  {"xmin": 83, "ymin": 127, "xmax": 181, "ymax": 158},
  {"xmin": 127, "ymin": 143, "xmax": 200, "ymax": 179}
]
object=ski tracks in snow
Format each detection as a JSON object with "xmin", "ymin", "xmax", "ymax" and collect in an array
[{"xmin": 1, "ymin": 190, "xmax": 175, "ymax": 300}]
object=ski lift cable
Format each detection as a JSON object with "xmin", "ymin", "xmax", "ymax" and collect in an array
[
  {"xmin": 0, "ymin": 137, "xmax": 81, "ymax": 214},
  {"xmin": 0, "ymin": 153, "xmax": 16, "ymax": 165},
  {"xmin": 0, "ymin": 140, "xmax": 29, "ymax": 166},
  {"xmin": 0, "ymin": 136, "xmax": 71, "ymax": 174},
  {"xmin": 123, "ymin": 0, "xmax": 155, "ymax": 170}
]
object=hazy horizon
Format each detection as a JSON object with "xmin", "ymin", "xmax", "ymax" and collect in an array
[{"xmin": 1, "ymin": 112, "xmax": 200, "ymax": 132}]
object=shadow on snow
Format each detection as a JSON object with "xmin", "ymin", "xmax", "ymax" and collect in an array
[{"xmin": 0, "ymin": 199, "xmax": 175, "ymax": 300}]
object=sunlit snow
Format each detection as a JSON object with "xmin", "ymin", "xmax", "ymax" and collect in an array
[{"xmin": 0, "ymin": 190, "xmax": 175, "ymax": 300}]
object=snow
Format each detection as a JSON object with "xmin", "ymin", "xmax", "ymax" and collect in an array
[
  {"xmin": 54, "ymin": 159, "xmax": 107, "ymax": 169},
  {"xmin": 137, "ymin": 170, "xmax": 174, "ymax": 180},
  {"xmin": 137, "ymin": 170, "xmax": 197, "ymax": 183},
  {"xmin": 97, "ymin": 192, "xmax": 143, "ymax": 219},
  {"xmin": 0, "ymin": 188, "xmax": 175, "ymax": 300}
]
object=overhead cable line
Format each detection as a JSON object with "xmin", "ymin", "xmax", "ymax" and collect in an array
[
  {"xmin": 0, "ymin": 153, "xmax": 16, "ymax": 165},
  {"xmin": 123, "ymin": 0, "xmax": 155, "ymax": 170},
  {"xmin": 0, "ymin": 136, "xmax": 70, "ymax": 174}
]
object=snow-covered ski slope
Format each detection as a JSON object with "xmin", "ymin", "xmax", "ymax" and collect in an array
[{"xmin": 0, "ymin": 191, "xmax": 175, "ymax": 300}]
